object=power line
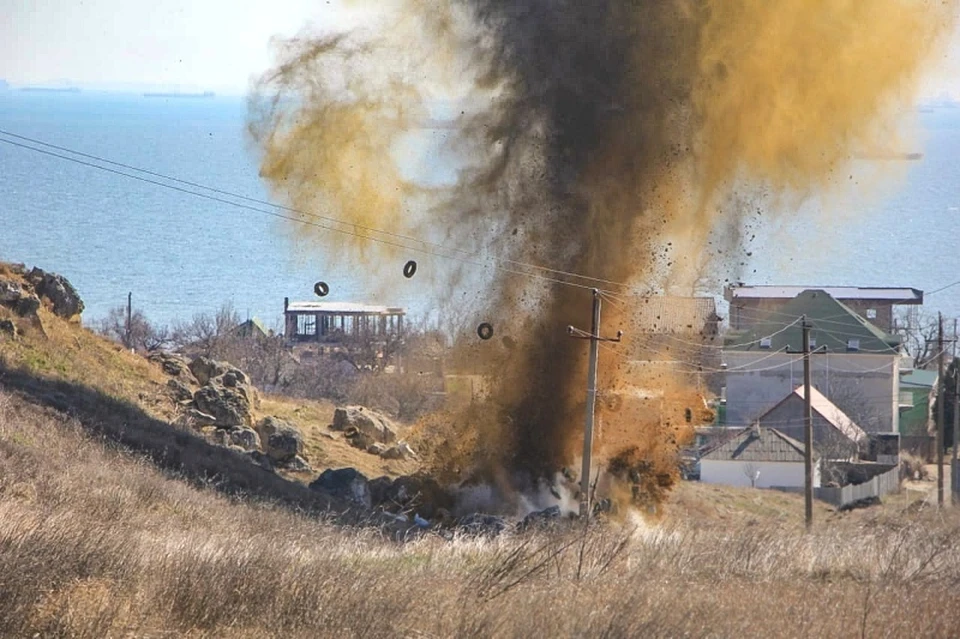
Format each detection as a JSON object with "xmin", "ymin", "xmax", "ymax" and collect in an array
[{"xmin": 0, "ymin": 128, "xmax": 635, "ymax": 294}]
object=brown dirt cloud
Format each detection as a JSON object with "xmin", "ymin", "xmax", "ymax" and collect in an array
[{"xmin": 249, "ymin": 0, "xmax": 955, "ymax": 505}]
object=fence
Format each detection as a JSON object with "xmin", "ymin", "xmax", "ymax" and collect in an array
[{"xmin": 773, "ymin": 463, "xmax": 901, "ymax": 509}]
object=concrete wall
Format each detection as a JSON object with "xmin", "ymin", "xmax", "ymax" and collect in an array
[
  {"xmin": 723, "ymin": 352, "xmax": 899, "ymax": 433},
  {"xmin": 701, "ymin": 459, "xmax": 820, "ymax": 489}
]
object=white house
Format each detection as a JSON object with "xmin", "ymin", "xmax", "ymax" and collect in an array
[{"xmin": 700, "ymin": 426, "xmax": 821, "ymax": 489}]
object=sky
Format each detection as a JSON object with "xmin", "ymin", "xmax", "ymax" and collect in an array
[
  {"xmin": 2, "ymin": 1, "xmax": 959, "ymax": 98},
  {"xmin": 0, "ymin": 0, "xmax": 368, "ymax": 93}
]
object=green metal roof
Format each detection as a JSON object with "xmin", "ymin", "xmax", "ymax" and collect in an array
[
  {"xmin": 725, "ymin": 289, "xmax": 901, "ymax": 354},
  {"xmin": 900, "ymin": 369, "xmax": 938, "ymax": 389}
]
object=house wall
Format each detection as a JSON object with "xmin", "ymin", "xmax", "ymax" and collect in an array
[
  {"xmin": 723, "ymin": 352, "xmax": 899, "ymax": 433},
  {"xmin": 700, "ymin": 459, "xmax": 821, "ymax": 489}
]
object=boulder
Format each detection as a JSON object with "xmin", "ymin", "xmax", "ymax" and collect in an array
[
  {"xmin": 193, "ymin": 383, "xmax": 251, "ymax": 428},
  {"xmin": 166, "ymin": 378, "xmax": 194, "ymax": 403},
  {"xmin": 381, "ymin": 441, "xmax": 417, "ymax": 461},
  {"xmin": 519, "ymin": 505, "xmax": 562, "ymax": 530},
  {"xmin": 331, "ymin": 406, "xmax": 397, "ymax": 444},
  {"xmin": 188, "ymin": 356, "xmax": 247, "ymax": 386},
  {"xmin": 175, "ymin": 408, "xmax": 217, "ymax": 431},
  {"xmin": 0, "ymin": 279, "xmax": 40, "ymax": 318},
  {"xmin": 0, "ymin": 319, "xmax": 18, "ymax": 341},
  {"xmin": 28, "ymin": 268, "xmax": 84, "ymax": 319},
  {"xmin": 344, "ymin": 427, "xmax": 376, "ymax": 451},
  {"xmin": 456, "ymin": 513, "xmax": 508, "ymax": 537},
  {"xmin": 222, "ymin": 427, "xmax": 260, "ymax": 451},
  {"xmin": 149, "ymin": 351, "xmax": 195, "ymax": 380},
  {"xmin": 367, "ymin": 442, "xmax": 387, "ymax": 456},
  {"xmin": 378, "ymin": 474, "xmax": 454, "ymax": 520},
  {"xmin": 245, "ymin": 450, "xmax": 275, "ymax": 471},
  {"xmin": 280, "ymin": 455, "xmax": 312, "ymax": 473},
  {"xmin": 310, "ymin": 468, "xmax": 371, "ymax": 508},
  {"xmin": 255, "ymin": 416, "xmax": 305, "ymax": 463},
  {"xmin": 368, "ymin": 476, "xmax": 394, "ymax": 506}
]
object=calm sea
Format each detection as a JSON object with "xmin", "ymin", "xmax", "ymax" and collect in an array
[{"xmin": 1, "ymin": 90, "xmax": 959, "ymax": 328}]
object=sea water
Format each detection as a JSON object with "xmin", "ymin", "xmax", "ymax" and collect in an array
[{"xmin": 1, "ymin": 90, "xmax": 959, "ymax": 328}]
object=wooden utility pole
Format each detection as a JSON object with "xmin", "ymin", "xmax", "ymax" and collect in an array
[
  {"xmin": 937, "ymin": 312, "xmax": 945, "ymax": 507},
  {"xmin": 126, "ymin": 291, "xmax": 133, "ymax": 348},
  {"xmin": 953, "ymin": 319, "xmax": 959, "ymax": 504},
  {"xmin": 802, "ymin": 316, "xmax": 814, "ymax": 530},
  {"xmin": 568, "ymin": 289, "xmax": 622, "ymax": 519}
]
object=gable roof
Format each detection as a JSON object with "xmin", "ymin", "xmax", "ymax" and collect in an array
[
  {"xmin": 760, "ymin": 386, "xmax": 868, "ymax": 443},
  {"xmin": 724, "ymin": 289, "xmax": 900, "ymax": 353},
  {"xmin": 701, "ymin": 426, "xmax": 815, "ymax": 463}
]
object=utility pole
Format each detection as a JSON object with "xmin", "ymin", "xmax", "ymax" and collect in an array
[
  {"xmin": 126, "ymin": 291, "xmax": 133, "ymax": 348},
  {"xmin": 953, "ymin": 319, "xmax": 958, "ymax": 504},
  {"xmin": 937, "ymin": 312, "xmax": 945, "ymax": 507},
  {"xmin": 802, "ymin": 317, "xmax": 814, "ymax": 530},
  {"xmin": 568, "ymin": 289, "xmax": 622, "ymax": 519}
]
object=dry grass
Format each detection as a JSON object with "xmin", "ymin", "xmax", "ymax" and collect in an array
[{"xmin": 3, "ymin": 387, "xmax": 960, "ymax": 637}]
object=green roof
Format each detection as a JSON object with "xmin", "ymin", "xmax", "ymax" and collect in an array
[
  {"xmin": 900, "ymin": 369, "xmax": 938, "ymax": 389},
  {"xmin": 725, "ymin": 289, "xmax": 900, "ymax": 353}
]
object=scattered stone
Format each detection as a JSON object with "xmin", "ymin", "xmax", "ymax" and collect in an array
[
  {"xmin": 367, "ymin": 442, "xmax": 387, "ymax": 456},
  {"xmin": 519, "ymin": 505, "xmax": 562, "ymax": 530},
  {"xmin": 149, "ymin": 351, "xmax": 194, "ymax": 379},
  {"xmin": 310, "ymin": 467, "xmax": 371, "ymax": 507},
  {"xmin": 166, "ymin": 378, "xmax": 194, "ymax": 403},
  {"xmin": 0, "ymin": 319, "xmax": 18, "ymax": 340},
  {"xmin": 344, "ymin": 426, "xmax": 376, "ymax": 451},
  {"xmin": 332, "ymin": 406, "xmax": 397, "ymax": 444},
  {"xmin": 193, "ymin": 383, "xmax": 251, "ymax": 428},
  {"xmin": 0, "ymin": 279, "xmax": 40, "ymax": 318},
  {"xmin": 245, "ymin": 450, "xmax": 275, "ymax": 471},
  {"xmin": 280, "ymin": 455, "xmax": 312, "ymax": 473},
  {"xmin": 456, "ymin": 513, "xmax": 508, "ymax": 537},
  {"xmin": 28, "ymin": 267, "xmax": 84, "ymax": 319},
  {"xmin": 175, "ymin": 408, "xmax": 217, "ymax": 431},
  {"xmin": 225, "ymin": 427, "xmax": 260, "ymax": 451},
  {"xmin": 377, "ymin": 474, "xmax": 454, "ymax": 520},
  {"xmin": 188, "ymin": 356, "xmax": 238, "ymax": 386},
  {"xmin": 255, "ymin": 416, "xmax": 305, "ymax": 463},
  {"xmin": 381, "ymin": 441, "xmax": 417, "ymax": 461},
  {"xmin": 0, "ymin": 280, "xmax": 23, "ymax": 303}
]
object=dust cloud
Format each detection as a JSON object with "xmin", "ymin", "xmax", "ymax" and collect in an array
[{"xmin": 249, "ymin": 1, "xmax": 955, "ymax": 509}]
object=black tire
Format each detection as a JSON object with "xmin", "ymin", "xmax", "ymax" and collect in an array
[
  {"xmin": 314, "ymin": 281, "xmax": 330, "ymax": 297},
  {"xmin": 403, "ymin": 260, "xmax": 418, "ymax": 278},
  {"xmin": 477, "ymin": 322, "xmax": 494, "ymax": 340}
]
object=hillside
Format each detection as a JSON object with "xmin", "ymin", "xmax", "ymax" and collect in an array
[{"xmin": 3, "ymin": 263, "xmax": 960, "ymax": 636}]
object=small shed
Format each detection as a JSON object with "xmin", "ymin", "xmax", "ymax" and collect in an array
[
  {"xmin": 700, "ymin": 426, "xmax": 820, "ymax": 489},
  {"xmin": 283, "ymin": 298, "xmax": 405, "ymax": 344}
]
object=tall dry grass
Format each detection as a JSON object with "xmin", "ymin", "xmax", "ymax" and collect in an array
[{"xmin": 3, "ymin": 387, "xmax": 960, "ymax": 637}]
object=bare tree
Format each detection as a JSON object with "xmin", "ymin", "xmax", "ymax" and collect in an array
[
  {"xmin": 894, "ymin": 308, "xmax": 939, "ymax": 369},
  {"xmin": 94, "ymin": 306, "xmax": 171, "ymax": 352},
  {"xmin": 171, "ymin": 303, "xmax": 242, "ymax": 357}
]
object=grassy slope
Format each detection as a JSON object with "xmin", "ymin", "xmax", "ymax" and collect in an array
[{"xmin": 3, "ymin": 266, "xmax": 960, "ymax": 635}]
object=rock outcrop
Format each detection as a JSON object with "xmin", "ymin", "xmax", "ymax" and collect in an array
[
  {"xmin": 310, "ymin": 468, "xmax": 372, "ymax": 507},
  {"xmin": 26, "ymin": 267, "xmax": 84, "ymax": 319},
  {"xmin": 193, "ymin": 383, "xmax": 252, "ymax": 428},
  {"xmin": 255, "ymin": 416, "xmax": 305, "ymax": 464},
  {"xmin": 332, "ymin": 406, "xmax": 397, "ymax": 445}
]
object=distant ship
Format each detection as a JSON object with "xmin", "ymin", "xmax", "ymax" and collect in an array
[
  {"xmin": 143, "ymin": 91, "xmax": 215, "ymax": 99},
  {"xmin": 21, "ymin": 86, "xmax": 81, "ymax": 93}
]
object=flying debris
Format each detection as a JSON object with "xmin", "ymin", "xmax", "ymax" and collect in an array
[
  {"xmin": 477, "ymin": 322, "xmax": 494, "ymax": 340},
  {"xmin": 403, "ymin": 260, "xmax": 418, "ymax": 278},
  {"xmin": 314, "ymin": 281, "xmax": 330, "ymax": 297}
]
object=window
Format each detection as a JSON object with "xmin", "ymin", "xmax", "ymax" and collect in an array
[
  {"xmin": 847, "ymin": 338, "xmax": 860, "ymax": 351},
  {"xmin": 759, "ymin": 337, "xmax": 772, "ymax": 349},
  {"xmin": 866, "ymin": 308, "xmax": 877, "ymax": 319}
]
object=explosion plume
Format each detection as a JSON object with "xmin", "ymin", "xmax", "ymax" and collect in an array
[{"xmin": 250, "ymin": 1, "xmax": 955, "ymax": 508}]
